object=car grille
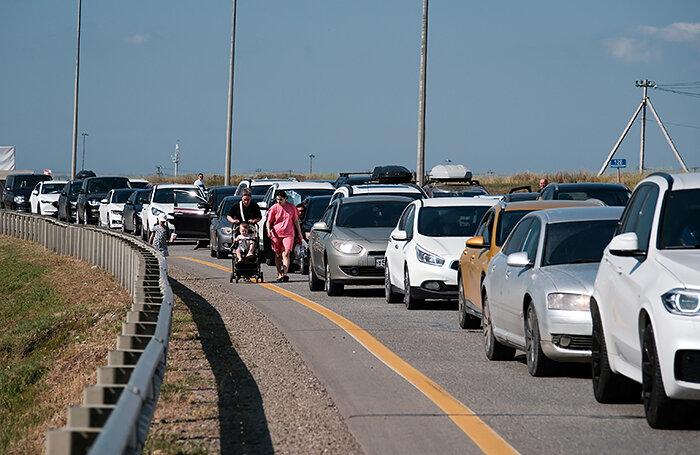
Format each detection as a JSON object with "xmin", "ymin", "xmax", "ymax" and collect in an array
[
  {"xmin": 551, "ymin": 334, "xmax": 591, "ymax": 351},
  {"xmin": 339, "ymin": 266, "xmax": 384, "ymax": 277},
  {"xmin": 450, "ymin": 261, "xmax": 459, "ymax": 271},
  {"xmin": 675, "ymin": 350, "xmax": 700, "ymax": 384}
]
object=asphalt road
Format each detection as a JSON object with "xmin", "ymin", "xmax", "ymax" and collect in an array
[{"xmin": 168, "ymin": 242, "xmax": 700, "ymax": 455}]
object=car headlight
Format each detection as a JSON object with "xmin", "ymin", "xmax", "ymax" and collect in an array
[
  {"xmin": 662, "ymin": 289, "xmax": 700, "ymax": 315},
  {"xmin": 151, "ymin": 207, "xmax": 164, "ymax": 216},
  {"xmin": 221, "ymin": 227, "xmax": 232, "ymax": 235},
  {"xmin": 14, "ymin": 196, "xmax": 25, "ymax": 203},
  {"xmin": 331, "ymin": 240, "xmax": 363, "ymax": 254},
  {"xmin": 547, "ymin": 293, "xmax": 590, "ymax": 311},
  {"xmin": 88, "ymin": 199, "xmax": 101, "ymax": 206},
  {"xmin": 415, "ymin": 244, "xmax": 444, "ymax": 266}
]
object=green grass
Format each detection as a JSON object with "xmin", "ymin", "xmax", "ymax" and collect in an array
[
  {"xmin": 142, "ymin": 433, "xmax": 209, "ymax": 455},
  {"xmin": 0, "ymin": 239, "xmax": 95, "ymax": 452}
]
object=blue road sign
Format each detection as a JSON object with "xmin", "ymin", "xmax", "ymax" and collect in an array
[{"xmin": 610, "ymin": 158, "xmax": 627, "ymax": 168}]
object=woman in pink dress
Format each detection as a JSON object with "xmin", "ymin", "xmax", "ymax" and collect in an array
[{"xmin": 266, "ymin": 190, "xmax": 303, "ymax": 281}]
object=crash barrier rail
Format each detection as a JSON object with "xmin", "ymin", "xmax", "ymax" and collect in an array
[{"xmin": 0, "ymin": 211, "xmax": 173, "ymax": 455}]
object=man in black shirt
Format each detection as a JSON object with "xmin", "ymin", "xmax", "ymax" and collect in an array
[{"xmin": 227, "ymin": 189, "xmax": 262, "ymax": 225}]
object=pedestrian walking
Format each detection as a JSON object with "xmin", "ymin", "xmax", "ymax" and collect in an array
[
  {"xmin": 149, "ymin": 213, "xmax": 170, "ymax": 257},
  {"xmin": 266, "ymin": 190, "xmax": 302, "ymax": 282},
  {"xmin": 227, "ymin": 188, "xmax": 262, "ymax": 226}
]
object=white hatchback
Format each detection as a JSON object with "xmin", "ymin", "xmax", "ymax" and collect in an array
[
  {"xmin": 98, "ymin": 188, "xmax": 135, "ymax": 229},
  {"xmin": 590, "ymin": 171, "xmax": 700, "ymax": 428},
  {"xmin": 384, "ymin": 197, "xmax": 497, "ymax": 309},
  {"xmin": 140, "ymin": 184, "xmax": 204, "ymax": 239},
  {"xmin": 29, "ymin": 180, "xmax": 67, "ymax": 216}
]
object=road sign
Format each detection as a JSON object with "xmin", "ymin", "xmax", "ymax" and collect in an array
[{"xmin": 610, "ymin": 159, "xmax": 626, "ymax": 168}]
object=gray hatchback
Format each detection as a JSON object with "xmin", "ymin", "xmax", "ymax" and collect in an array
[{"xmin": 308, "ymin": 195, "xmax": 413, "ymax": 296}]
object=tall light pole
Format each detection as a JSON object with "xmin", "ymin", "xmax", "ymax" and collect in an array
[
  {"xmin": 71, "ymin": 0, "xmax": 83, "ymax": 180},
  {"xmin": 309, "ymin": 154, "xmax": 315, "ymax": 175},
  {"xmin": 224, "ymin": 0, "xmax": 238, "ymax": 186},
  {"xmin": 416, "ymin": 0, "xmax": 429, "ymax": 186},
  {"xmin": 81, "ymin": 132, "xmax": 88, "ymax": 171}
]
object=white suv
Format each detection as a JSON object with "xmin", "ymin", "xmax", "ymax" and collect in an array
[
  {"xmin": 140, "ymin": 184, "xmax": 204, "ymax": 240},
  {"xmin": 590, "ymin": 172, "xmax": 700, "ymax": 428},
  {"xmin": 329, "ymin": 183, "xmax": 427, "ymax": 206}
]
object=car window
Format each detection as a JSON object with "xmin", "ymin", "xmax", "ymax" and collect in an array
[
  {"xmin": 250, "ymin": 184, "xmax": 272, "ymax": 196},
  {"xmin": 306, "ymin": 197, "xmax": 332, "ymax": 221},
  {"xmin": 521, "ymin": 219, "xmax": 541, "ymax": 261},
  {"xmin": 618, "ymin": 184, "xmax": 658, "ymax": 251},
  {"xmin": 417, "ymin": 205, "xmax": 489, "ymax": 237},
  {"xmin": 42, "ymin": 183, "xmax": 64, "ymax": 194},
  {"xmin": 543, "ymin": 220, "xmax": 619, "ymax": 266},
  {"xmin": 502, "ymin": 218, "xmax": 533, "ymax": 256},
  {"xmin": 480, "ymin": 211, "xmax": 495, "ymax": 245},
  {"xmin": 285, "ymin": 188, "xmax": 334, "ymax": 206},
  {"xmin": 540, "ymin": 187, "xmax": 553, "ymax": 200},
  {"xmin": 335, "ymin": 200, "xmax": 409, "ymax": 228},
  {"xmin": 496, "ymin": 210, "xmax": 531, "ymax": 246},
  {"xmin": 112, "ymin": 190, "xmax": 133, "ymax": 204},
  {"xmin": 174, "ymin": 189, "xmax": 205, "ymax": 208},
  {"xmin": 70, "ymin": 182, "xmax": 82, "ymax": 195},
  {"xmin": 658, "ymin": 189, "xmax": 700, "ymax": 249},
  {"xmin": 321, "ymin": 203, "xmax": 337, "ymax": 226},
  {"xmin": 557, "ymin": 188, "xmax": 630, "ymax": 206},
  {"xmin": 403, "ymin": 205, "xmax": 416, "ymax": 236},
  {"xmin": 153, "ymin": 188, "xmax": 175, "ymax": 203},
  {"xmin": 397, "ymin": 204, "xmax": 413, "ymax": 231},
  {"xmin": 617, "ymin": 185, "xmax": 650, "ymax": 234}
]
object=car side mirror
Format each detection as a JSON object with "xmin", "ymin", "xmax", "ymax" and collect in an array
[
  {"xmin": 609, "ymin": 232, "xmax": 646, "ymax": 258},
  {"xmin": 506, "ymin": 251, "xmax": 532, "ymax": 268},
  {"xmin": 312, "ymin": 221, "xmax": 330, "ymax": 232},
  {"xmin": 100, "ymin": 198, "xmax": 108, "ymax": 204},
  {"xmin": 466, "ymin": 236, "xmax": 487, "ymax": 248},
  {"xmin": 32, "ymin": 190, "xmax": 39, "ymax": 196},
  {"xmin": 391, "ymin": 230, "xmax": 408, "ymax": 241},
  {"xmin": 258, "ymin": 201, "xmax": 267, "ymax": 210}
]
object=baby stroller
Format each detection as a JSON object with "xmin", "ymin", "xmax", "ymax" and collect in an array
[{"xmin": 230, "ymin": 224, "xmax": 263, "ymax": 283}]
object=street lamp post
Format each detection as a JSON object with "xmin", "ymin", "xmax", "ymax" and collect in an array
[
  {"xmin": 309, "ymin": 154, "xmax": 315, "ymax": 175},
  {"xmin": 81, "ymin": 132, "xmax": 88, "ymax": 171},
  {"xmin": 71, "ymin": 0, "xmax": 83, "ymax": 179}
]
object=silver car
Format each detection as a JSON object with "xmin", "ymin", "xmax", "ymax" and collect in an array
[
  {"xmin": 482, "ymin": 206, "xmax": 623, "ymax": 376},
  {"xmin": 308, "ymin": 195, "xmax": 413, "ymax": 296}
]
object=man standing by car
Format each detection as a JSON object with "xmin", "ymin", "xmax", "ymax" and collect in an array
[
  {"xmin": 266, "ymin": 190, "xmax": 302, "ymax": 282},
  {"xmin": 194, "ymin": 173, "xmax": 206, "ymax": 192},
  {"xmin": 227, "ymin": 189, "xmax": 262, "ymax": 226}
]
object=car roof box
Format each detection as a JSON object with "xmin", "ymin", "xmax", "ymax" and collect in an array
[
  {"xmin": 371, "ymin": 165, "xmax": 413, "ymax": 184},
  {"xmin": 428, "ymin": 164, "xmax": 472, "ymax": 182}
]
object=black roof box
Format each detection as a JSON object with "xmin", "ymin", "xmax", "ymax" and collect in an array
[{"xmin": 371, "ymin": 165, "xmax": 413, "ymax": 184}]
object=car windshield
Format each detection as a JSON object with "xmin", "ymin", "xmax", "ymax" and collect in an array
[
  {"xmin": 250, "ymin": 184, "xmax": 273, "ymax": 196},
  {"xmin": 557, "ymin": 188, "xmax": 630, "ymax": 206},
  {"xmin": 14, "ymin": 175, "xmax": 49, "ymax": 189},
  {"xmin": 128, "ymin": 190, "xmax": 147, "ymax": 204},
  {"xmin": 286, "ymin": 188, "xmax": 334, "ymax": 206},
  {"xmin": 659, "ymin": 189, "xmax": 700, "ymax": 249},
  {"xmin": 220, "ymin": 197, "xmax": 242, "ymax": 217},
  {"xmin": 174, "ymin": 190, "xmax": 205, "ymax": 208},
  {"xmin": 418, "ymin": 206, "xmax": 489, "ymax": 237},
  {"xmin": 336, "ymin": 200, "xmax": 409, "ymax": 228},
  {"xmin": 42, "ymin": 183, "xmax": 64, "ymax": 194},
  {"xmin": 542, "ymin": 220, "xmax": 619, "ymax": 266},
  {"xmin": 496, "ymin": 210, "xmax": 531, "ymax": 246},
  {"xmin": 112, "ymin": 190, "xmax": 133, "ymax": 203},
  {"xmin": 87, "ymin": 178, "xmax": 129, "ymax": 194},
  {"xmin": 70, "ymin": 182, "xmax": 83, "ymax": 195},
  {"xmin": 153, "ymin": 188, "xmax": 186, "ymax": 203}
]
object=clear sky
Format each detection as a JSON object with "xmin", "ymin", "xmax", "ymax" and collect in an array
[{"xmin": 1, "ymin": 1, "xmax": 699, "ymax": 178}]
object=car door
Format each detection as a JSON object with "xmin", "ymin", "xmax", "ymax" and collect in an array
[
  {"xmin": 604, "ymin": 183, "xmax": 659, "ymax": 365},
  {"xmin": 310, "ymin": 203, "xmax": 336, "ymax": 277},
  {"xmin": 466, "ymin": 209, "xmax": 494, "ymax": 309},
  {"xmin": 386, "ymin": 204, "xmax": 415, "ymax": 289},
  {"xmin": 500, "ymin": 218, "xmax": 541, "ymax": 347}
]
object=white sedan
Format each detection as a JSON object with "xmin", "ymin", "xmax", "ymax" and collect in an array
[
  {"xmin": 384, "ymin": 197, "xmax": 497, "ymax": 309},
  {"xmin": 30, "ymin": 180, "xmax": 67, "ymax": 216},
  {"xmin": 98, "ymin": 188, "xmax": 135, "ymax": 229}
]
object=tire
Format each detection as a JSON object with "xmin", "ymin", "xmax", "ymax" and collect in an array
[
  {"xmin": 301, "ymin": 256, "xmax": 309, "ymax": 275},
  {"xmin": 308, "ymin": 257, "xmax": 324, "ymax": 291},
  {"xmin": 385, "ymin": 264, "xmax": 402, "ymax": 303},
  {"xmin": 642, "ymin": 324, "xmax": 679, "ymax": 428},
  {"xmin": 591, "ymin": 303, "xmax": 640, "ymax": 403},
  {"xmin": 259, "ymin": 272, "xmax": 264, "ymax": 283},
  {"xmin": 142, "ymin": 222, "xmax": 149, "ymax": 241},
  {"xmin": 483, "ymin": 293, "xmax": 515, "ymax": 361},
  {"xmin": 458, "ymin": 275, "xmax": 480, "ymax": 329},
  {"xmin": 210, "ymin": 240, "xmax": 217, "ymax": 257},
  {"xmin": 525, "ymin": 304, "xmax": 554, "ymax": 377},
  {"xmin": 404, "ymin": 268, "xmax": 423, "ymax": 310},
  {"xmin": 216, "ymin": 246, "xmax": 227, "ymax": 259},
  {"xmin": 324, "ymin": 261, "xmax": 343, "ymax": 296}
]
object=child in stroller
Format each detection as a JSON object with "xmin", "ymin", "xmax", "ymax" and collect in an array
[{"xmin": 230, "ymin": 222, "xmax": 263, "ymax": 283}]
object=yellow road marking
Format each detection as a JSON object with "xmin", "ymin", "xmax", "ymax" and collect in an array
[{"xmin": 174, "ymin": 256, "xmax": 518, "ymax": 455}]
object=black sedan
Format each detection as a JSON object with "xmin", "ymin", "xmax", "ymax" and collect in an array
[
  {"xmin": 57, "ymin": 179, "xmax": 83, "ymax": 222},
  {"xmin": 121, "ymin": 189, "xmax": 150, "ymax": 234}
]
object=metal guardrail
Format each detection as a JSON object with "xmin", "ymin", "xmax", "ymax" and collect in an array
[{"xmin": 0, "ymin": 211, "xmax": 173, "ymax": 455}]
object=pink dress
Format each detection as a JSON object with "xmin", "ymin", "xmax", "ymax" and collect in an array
[{"xmin": 267, "ymin": 203, "xmax": 300, "ymax": 252}]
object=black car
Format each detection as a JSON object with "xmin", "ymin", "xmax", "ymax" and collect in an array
[
  {"xmin": 171, "ymin": 188, "xmax": 210, "ymax": 242},
  {"xmin": 205, "ymin": 186, "xmax": 238, "ymax": 211},
  {"xmin": 2, "ymin": 173, "xmax": 53, "ymax": 211},
  {"xmin": 57, "ymin": 180, "xmax": 83, "ymax": 222},
  {"xmin": 294, "ymin": 194, "xmax": 332, "ymax": 274},
  {"xmin": 121, "ymin": 189, "xmax": 150, "ymax": 234},
  {"xmin": 539, "ymin": 182, "xmax": 631, "ymax": 206},
  {"xmin": 76, "ymin": 176, "xmax": 131, "ymax": 224}
]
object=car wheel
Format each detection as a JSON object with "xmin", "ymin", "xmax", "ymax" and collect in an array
[
  {"xmin": 483, "ymin": 293, "xmax": 515, "ymax": 361},
  {"xmin": 216, "ymin": 244, "xmax": 227, "ymax": 259},
  {"xmin": 308, "ymin": 256, "xmax": 323, "ymax": 291},
  {"xmin": 384, "ymin": 264, "xmax": 402, "ymax": 303},
  {"xmin": 301, "ymin": 256, "xmax": 309, "ymax": 275},
  {"xmin": 403, "ymin": 268, "xmax": 423, "ymax": 310},
  {"xmin": 324, "ymin": 261, "xmax": 343, "ymax": 296},
  {"xmin": 141, "ymin": 222, "xmax": 149, "ymax": 241},
  {"xmin": 642, "ymin": 324, "xmax": 680, "ymax": 428},
  {"xmin": 591, "ymin": 302, "xmax": 640, "ymax": 403},
  {"xmin": 525, "ymin": 304, "xmax": 554, "ymax": 377},
  {"xmin": 458, "ymin": 275, "xmax": 480, "ymax": 329},
  {"xmin": 210, "ymin": 238, "xmax": 217, "ymax": 257}
]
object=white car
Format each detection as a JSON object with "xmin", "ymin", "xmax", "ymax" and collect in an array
[
  {"xmin": 590, "ymin": 171, "xmax": 700, "ymax": 428},
  {"xmin": 140, "ymin": 184, "xmax": 204, "ymax": 240},
  {"xmin": 235, "ymin": 177, "xmax": 298, "ymax": 207},
  {"xmin": 329, "ymin": 183, "xmax": 427, "ymax": 206},
  {"xmin": 384, "ymin": 197, "xmax": 497, "ymax": 309},
  {"xmin": 29, "ymin": 180, "xmax": 67, "ymax": 216},
  {"xmin": 98, "ymin": 188, "xmax": 135, "ymax": 229}
]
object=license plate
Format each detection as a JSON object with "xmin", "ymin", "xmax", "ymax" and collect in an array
[{"xmin": 375, "ymin": 257, "xmax": 385, "ymax": 268}]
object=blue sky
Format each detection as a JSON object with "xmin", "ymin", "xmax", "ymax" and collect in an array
[{"xmin": 1, "ymin": 1, "xmax": 699, "ymax": 178}]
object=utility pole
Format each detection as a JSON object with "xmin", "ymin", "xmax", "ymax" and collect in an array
[
  {"xmin": 415, "ymin": 0, "xmax": 429, "ymax": 186},
  {"xmin": 81, "ymin": 132, "xmax": 88, "ymax": 171},
  {"xmin": 224, "ymin": 0, "xmax": 238, "ymax": 186},
  {"xmin": 172, "ymin": 141, "xmax": 180, "ymax": 177},
  {"xmin": 309, "ymin": 154, "xmax": 315, "ymax": 175},
  {"xmin": 156, "ymin": 166, "xmax": 162, "ymax": 178},
  {"xmin": 71, "ymin": 0, "xmax": 83, "ymax": 180},
  {"xmin": 598, "ymin": 79, "xmax": 689, "ymax": 175}
]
